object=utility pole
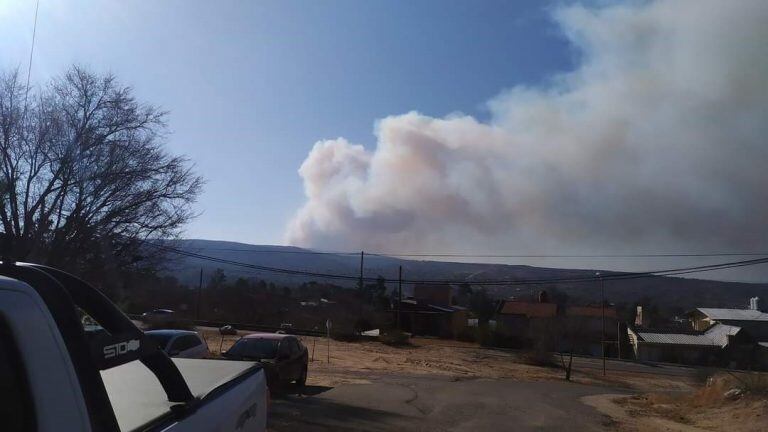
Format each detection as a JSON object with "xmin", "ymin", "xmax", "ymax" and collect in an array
[
  {"xmin": 397, "ymin": 265, "xmax": 403, "ymax": 331},
  {"xmin": 326, "ymin": 319, "xmax": 331, "ymax": 364},
  {"xmin": 196, "ymin": 268, "xmax": 203, "ymax": 321},
  {"xmin": 617, "ymin": 321, "xmax": 622, "ymax": 359},
  {"xmin": 597, "ymin": 272, "xmax": 606, "ymax": 376}
]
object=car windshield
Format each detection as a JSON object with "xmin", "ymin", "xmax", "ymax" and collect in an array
[
  {"xmin": 227, "ymin": 339, "xmax": 280, "ymax": 359},
  {"xmin": 146, "ymin": 332, "xmax": 174, "ymax": 348}
]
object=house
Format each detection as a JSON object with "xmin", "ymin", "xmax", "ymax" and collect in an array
[
  {"xmin": 493, "ymin": 295, "xmax": 560, "ymax": 348},
  {"xmin": 412, "ymin": 283, "xmax": 453, "ymax": 307},
  {"xmin": 561, "ymin": 304, "xmax": 618, "ymax": 357},
  {"xmin": 394, "ymin": 284, "xmax": 467, "ymax": 338},
  {"xmin": 395, "ymin": 299, "xmax": 467, "ymax": 338},
  {"xmin": 494, "ymin": 296, "xmax": 621, "ymax": 355},
  {"xmin": 688, "ymin": 299, "xmax": 768, "ymax": 339},
  {"xmin": 627, "ymin": 323, "xmax": 753, "ymax": 367},
  {"xmin": 758, "ymin": 343, "xmax": 768, "ymax": 370}
]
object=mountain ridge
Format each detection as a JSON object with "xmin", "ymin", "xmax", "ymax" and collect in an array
[{"xmin": 162, "ymin": 239, "xmax": 768, "ymax": 311}]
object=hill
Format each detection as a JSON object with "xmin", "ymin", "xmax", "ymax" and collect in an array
[{"xmin": 162, "ymin": 239, "xmax": 767, "ymax": 311}]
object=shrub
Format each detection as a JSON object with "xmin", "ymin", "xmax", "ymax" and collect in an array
[
  {"xmin": 694, "ymin": 367, "xmax": 716, "ymax": 384},
  {"xmin": 520, "ymin": 349, "xmax": 558, "ymax": 368},
  {"xmin": 735, "ymin": 372, "xmax": 768, "ymax": 395},
  {"xmin": 331, "ymin": 332, "xmax": 362, "ymax": 342},
  {"xmin": 455, "ymin": 327, "xmax": 477, "ymax": 343},
  {"xmin": 379, "ymin": 330, "xmax": 411, "ymax": 346}
]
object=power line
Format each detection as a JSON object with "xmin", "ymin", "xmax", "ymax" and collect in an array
[
  {"xmin": 145, "ymin": 242, "xmax": 768, "ymax": 287},
  {"xmin": 371, "ymin": 252, "xmax": 768, "ymax": 258},
  {"xmin": 174, "ymin": 246, "xmax": 768, "ymax": 259},
  {"xmin": 22, "ymin": 0, "xmax": 41, "ymax": 120}
]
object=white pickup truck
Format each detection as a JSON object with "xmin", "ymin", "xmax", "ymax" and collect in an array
[{"xmin": 0, "ymin": 262, "xmax": 268, "ymax": 432}]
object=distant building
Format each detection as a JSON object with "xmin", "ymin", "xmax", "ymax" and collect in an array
[
  {"xmin": 561, "ymin": 304, "xmax": 619, "ymax": 357},
  {"xmin": 494, "ymin": 297, "xmax": 621, "ymax": 355},
  {"xmin": 688, "ymin": 301, "xmax": 768, "ymax": 339},
  {"xmin": 494, "ymin": 295, "xmax": 558, "ymax": 348},
  {"xmin": 627, "ymin": 323, "xmax": 754, "ymax": 367},
  {"xmin": 394, "ymin": 284, "xmax": 467, "ymax": 338},
  {"xmin": 498, "ymin": 300, "xmax": 558, "ymax": 319},
  {"xmin": 412, "ymin": 283, "xmax": 453, "ymax": 307},
  {"xmin": 467, "ymin": 318, "xmax": 496, "ymax": 329}
]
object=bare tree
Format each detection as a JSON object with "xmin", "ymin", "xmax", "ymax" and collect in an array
[
  {"xmin": 558, "ymin": 316, "xmax": 592, "ymax": 381},
  {"xmin": 0, "ymin": 66, "xmax": 203, "ymax": 274}
]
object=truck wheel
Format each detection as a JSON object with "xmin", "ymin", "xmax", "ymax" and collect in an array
[{"xmin": 296, "ymin": 366, "xmax": 307, "ymax": 386}]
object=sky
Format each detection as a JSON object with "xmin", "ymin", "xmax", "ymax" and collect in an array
[
  {"xmin": 2, "ymin": 0, "xmax": 767, "ymax": 283},
  {"xmin": 0, "ymin": 0, "xmax": 572, "ymax": 243}
]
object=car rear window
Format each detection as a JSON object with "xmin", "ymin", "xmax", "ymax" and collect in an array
[
  {"xmin": 171, "ymin": 335, "xmax": 201, "ymax": 352},
  {"xmin": 228, "ymin": 338, "xmax": 279, "ymax": 359},
  {"xmin": 146, "ymin": 332, "xmax": 174, "ymax": 349}
]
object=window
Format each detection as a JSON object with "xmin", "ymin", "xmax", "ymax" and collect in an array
[
  {"xmin": 278, "ymin": 340, "xmax": 292, "ymax": 357},
  {"xmin": 146, "ymin": 332, "xmax": 174, "ymax": 350},
  {"xmin": 170, "ymin": 335, "xmax": 201, "ymax": 352},
  {"xmin": 228, "ymin": 339, "xmax": 279, "ymax": 359},
  {"xmin": 0, "ymin": 318, "xmax": 35, "ymax": 431},
  {"xmin": 288, "ymin": 338, "xmax": 301, "ymax": 355}
]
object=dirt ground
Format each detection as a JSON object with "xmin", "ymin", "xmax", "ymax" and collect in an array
[
  {"xmin": 199, "ymin": 329, "xmax": 766, "ymax": 431},
  {"xmin": 200, "ymin": 329, "xmax": 689, "ymax": 390},
  {"xmin": 583, "ymin": 374, "xmax": 768, "ymax": 432}
]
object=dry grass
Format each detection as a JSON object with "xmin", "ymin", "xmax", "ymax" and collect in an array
[
  {"xmin": 199, "ymin": 327, "xmax": 695, "ymax": 392},
  {"xmin": 611, "ymin": 373, "xmax": 768, "ymax": 432},
  {"xmin": 201, "ymin": 326, "xmax": 767, "ymax": 431}
]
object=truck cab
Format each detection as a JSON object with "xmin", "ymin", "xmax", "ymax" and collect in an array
[{"xmin": 0, "ymin": 262, "xmax": 268, "ymax": 432}]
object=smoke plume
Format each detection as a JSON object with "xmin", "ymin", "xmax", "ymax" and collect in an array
[{"xmin": 285, "ymin": 0, "xmax": 768, "ymax": 271}]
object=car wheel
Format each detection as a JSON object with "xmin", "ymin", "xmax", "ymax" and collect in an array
[{"xmin": 296, "ymin": 366, "xmax": 307, "ymax": 386}]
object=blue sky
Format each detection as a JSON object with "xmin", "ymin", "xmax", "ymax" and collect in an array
[{"xmin": 1, "ymin": 0, "xmax": 573, "ymax": 244}]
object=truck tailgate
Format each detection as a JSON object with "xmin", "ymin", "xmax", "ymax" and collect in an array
[{"xmin": 101, "ymin": 358, "xmax": 261, "ymax": 431}]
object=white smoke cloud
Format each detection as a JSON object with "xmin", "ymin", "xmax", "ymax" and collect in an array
[{"xmin": 285, "ymin": 0, "xmax": 768, "ymax": 273}]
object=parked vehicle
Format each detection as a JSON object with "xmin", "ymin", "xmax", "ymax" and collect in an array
[
  {"xmin": 0, "ymin": 262, "xmax": 268, "ymax": 431},
  {"xmin": 141, "ymin": 308, "xmax": 176, "ymax": 324},
  {"xmin": 145, "ymin": 330, "xmax": 209, "ymax": 358},
  {"xmin": 219, "ymin": 324, "xmax": 238, "ymax": 335},
  {"xmin": 224, "ymin": 333, "xmax": 308, "ymax": 388}
]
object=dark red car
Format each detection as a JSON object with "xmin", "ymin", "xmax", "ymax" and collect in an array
[{"xmin": 223, "ymin": 333, "xmax": 308, "ymax": 388}]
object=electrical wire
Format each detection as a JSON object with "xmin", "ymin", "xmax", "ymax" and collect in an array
[
  {"xmin": 181, "ymin": 246, "xmax": 768, "ymax": 259},
  {"xmin": 145, "ymin": 242, "xmax": 768, "ymax": 287},
  {"xmin": 22, "ymin": 0, "xmax": 41, "ymax": 120}
]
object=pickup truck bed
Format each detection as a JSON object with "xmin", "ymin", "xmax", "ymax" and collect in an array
[
  {"xmin": 102, "ymin": 359, "xmax": 263, "ymax": 431},
  {"xmin": 0, "ymin": 263, "xmax": 268, "ymax": 431}
]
